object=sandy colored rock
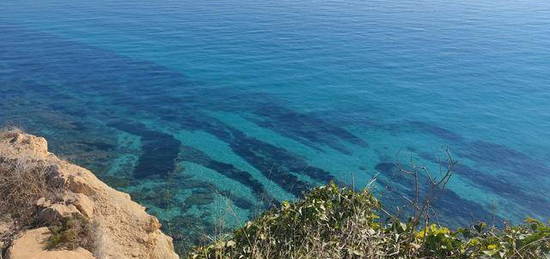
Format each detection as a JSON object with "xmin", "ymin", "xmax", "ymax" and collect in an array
[
  {"xmin": 0, "ymin": 131, "xmax": 179, "ymax": 259},
  {"xmin": 36, "ymin": 197, "xmax": 53, "ymax": 208},
  {"xmin": 7, "ymin": 227, "xmax": 94, "ymax": 259},
  {"xmin": 73, "ymin": 193, "xmax": 95, "ymax": 218},
  {"xmin": 38, "ymin": 203, "xmax": 81, "ymax": 223}
]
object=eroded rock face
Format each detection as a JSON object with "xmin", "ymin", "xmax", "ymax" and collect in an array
[{"xmin": 0, "ymin": 131, "xmax": 179, "ymax": 259}]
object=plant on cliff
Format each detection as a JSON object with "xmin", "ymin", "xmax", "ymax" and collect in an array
[
  {"xmin": 47, "ymin": 214, "xmax": 94, "ymax": 250},
  {"xmin": 0, "ymin": 129, "xmax": 95, "ymax": 253},
  {"xmin": 0, "ymin": 129, "xmax": 63, "ymax": 227},
  {"xmin": 188, "ymin": 182, "xmax": 550, "ymax": 258},
  {"xmin": 0, "ymin": 159, "xmax": 60, "ymax": 219}
]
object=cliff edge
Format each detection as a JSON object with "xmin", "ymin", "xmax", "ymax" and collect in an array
[{"xmin": 0, "ymin": 130, "xmax": 179, "ymax": 259}]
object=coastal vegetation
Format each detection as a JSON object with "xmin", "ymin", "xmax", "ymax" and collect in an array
[
  {"xmin": 189, "ymin": 182, "xmax": 550, "ymax": 258},
  {"xmin": 0, "ymin": 129, "xmax": 60, "ymax": 230},
  {"xmin": 46, "ymin": 214, "xmax": 93, "ymax": 251},
  {"xmin": 0, "ymin": 129, "xmax": 95, "ymax": 254},
  {"xmin": 189, "ymin": 153, "xmax": 549, "ymax": 258}
]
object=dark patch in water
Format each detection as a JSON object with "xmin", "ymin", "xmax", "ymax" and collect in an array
[
  {"xmin": 452, "ymin": 164, "xmax": 550, "ymax": 216},
  {"xmin": 375, "ymin": 171, "xmax": 502, "ymax": 227},
  {"xmin": 50, "ymin": 103, "xmax": 88, "ymax": 118},
  {"xmin": 160, "ymin": 215, "xmax": 225, "ymax": 255},
  {"xmin": 129, "ymin": 176, "xmax": 255, "ymax": 232},
  {"xmin": 375, "ymin": 162, "xmax": 415, "ymax": 187},
  {"xmin": 99, "ymin": 176, "xmax": 133, "ymax": 189},
  {"xmin": 174, "ymin": 114, "xmax": 335, "ymax": 197},
  {"xmin": 130, "ymin": 185, "xmax": 178, "ymax": 210},
  {"xmin": 182, "ymin": 189, "xmax": 216, "ymax": 210},
  {"xmin": 180, "ymin": 145, "xmax": 276, "ymax": 208},
  {"xmin": 226, "ymin": 124, "xmax": 335, "ymax": 183},
  {"xmin": 461, "ymin": 140, "xmax": 550, "ymax": 178},
  {"xmin": 375, "ymin": 162, "xmax": 397, "ymax": 174},
  {"xmin": 408, "ymin": 121, "xmax": 464, "ymax": 142},
  {"xmin": 226, "ymin": 126, "xmax": 337, "ymax": 196},
  {"xmin": 419, "ymin": 152, "xmax": 550, "ymax": 217},
  {"xmin": 230, "ymin": 137, "xmax": 312, "ymax": 196},
  {"xmin": 250, "ymin": 105, "xmax": 367, "ymax": 154},
  {"xmin": 79, "ymin": 141, "xmax": 115, "ymax": 151},
  {"xmin": 181, "ymin": 188, "xmax": 254, "ymax": 211},
  {"xmin": 465, "ymin": 141, "xmax": 531, "ymax": 165},
  {"xmin": 107, "ymin": 121, "xmax": 180, "ymax": 179},
  {"xmin": 177, "ymin": 177, "xmax": 258, "ymax": 211},
  {"xmin": 432, "ymin": 188, "xmax": 503, "ymax": 227}
]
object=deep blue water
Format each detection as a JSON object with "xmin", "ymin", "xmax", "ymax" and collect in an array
[{"xmin": 1, "ymin": 0, "xmax": 550, "ymax": 253}]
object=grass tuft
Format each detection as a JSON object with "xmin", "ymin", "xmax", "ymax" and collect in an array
[{"xmin": 47, "ymin": 214, "xmax": 94, "ymax": 250}]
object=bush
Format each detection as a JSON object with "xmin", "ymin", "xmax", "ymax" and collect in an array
[
  {"xmin": 0, "ymin": 129, "xmax": 63, "ymax": 228},
  {"xmin": 47, "ymin": 214, "xmax": 94, "ymax": 250},
  {"xmin": 189, "ymin": 183, "xmax": 550, "ymax": 258},
  {"xmin": 0, "ymin": 129, "xmax": 89, "ymax": 251},
  {"xmin": 0, "ymin": 156, "xmax": 60, "ymax": 226}
]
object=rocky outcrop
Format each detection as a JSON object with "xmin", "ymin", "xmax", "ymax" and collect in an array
[
  {"xmin": 7, "ymin": 227, "xmax": 94, "ymax": 259},
  {"xmin": 0, "ymin": 131, "xmax": 179, "ymax": 259}
]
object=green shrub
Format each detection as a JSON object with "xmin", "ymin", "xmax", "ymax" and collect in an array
[
  {"xmin": 47, "ymin": 214, "xmax": 93, "ymax": 250},
  {"xmin": 189, "ymin": 183, "xmax": 550, "ymax": 258}
]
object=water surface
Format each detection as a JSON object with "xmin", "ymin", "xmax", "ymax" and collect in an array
[{"xmin": 1, "ymin": 0, "xmax": 550, "ymax": 253}]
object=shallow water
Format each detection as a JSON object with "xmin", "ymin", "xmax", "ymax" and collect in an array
[{"xmin": 1, "ymin": 0, "xmax": 550, "ymax": 253}]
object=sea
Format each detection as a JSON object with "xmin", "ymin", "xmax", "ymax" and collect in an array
[{"xmin": 1, "ymin": 0, "xmax": 549, "ymax": 253}]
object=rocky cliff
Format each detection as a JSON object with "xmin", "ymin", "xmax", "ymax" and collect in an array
[{"xmin": 0, "ymin": 130, "xmax": 179, "ymax": 259}]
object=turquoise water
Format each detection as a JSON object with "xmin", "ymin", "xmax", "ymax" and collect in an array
[{"xmin": 1, "ymin": 0, "xmax": 550, "ymax": 253}]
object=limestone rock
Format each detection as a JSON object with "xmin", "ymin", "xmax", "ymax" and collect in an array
[
  {"xmin": 38, "ymin": 203, "xmax": 81, "ymax": 223},
  {"xmin": 36, "ymin": 197, "xmax": 53, "ymax": 208},
  {"xmin": 73, "ymin": 193, "xmax": 95, "ymax": 218},
  {"xmin": 6, "ymin": 227, "xmax": 94, "ymax": 259},
  {"xmin": 0, "ymin": 131, "xmax": 179, "ymax": 259}
]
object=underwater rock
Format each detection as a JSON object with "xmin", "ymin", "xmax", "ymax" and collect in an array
[
  {"xmin": 407, "ymin": 121, "xmax": 464, "ymax": 142},
  {"xmin": 180, "ymin": 145, "xmax": 276, "ymax": 207},
  {"xmin": 107, "ymin": 121, "xmax": 181, "ymax": 179},
  {"xmin": 250, "ymin": 105, "xmax": 367, "ymax": 154}
]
